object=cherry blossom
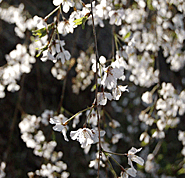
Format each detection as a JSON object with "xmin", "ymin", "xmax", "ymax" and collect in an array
[
  {"xmin": 3, "ymin": 0, "xmax": 185, "ymax": 177},
  {"xmin": 139, "ymin": 132, "xmax": 150, "ymax": 144},
  {"xmin": 49, "ymin": 114, "xmax": 69, "ymax": 141},
  {"xmin": 119, "ymin": 167, "xmax": 137, "ymax": 178},
  {"xmin": 141, "ymin": 91, "xmax": 153, "ymax": 104},
  {"xmin": 86, "ymin": 109, "xmax": 99, "ymax": 126},
  {"xmin": 152, "ymin": 130, "xmax": 165, "ymax": 139},
  {"xmin": 0, "ymin": 162, "xmax": 6, "ymax": 178},
  {"xmin": 41, "ymin": 40, "xmax": 71, "ymax": 64},
  {"xmin": 112, "ymin": 85, "xmax": 128, "ymax": 100},
  {"xmin": 109, "ymin": 9, "xmax": 125, "ymax": 26},
  {"xmin": 70, "ymin": 128, "xmax": 105, "ymax": 148},
  {"xmin": 127, "ymin": 147, "xmax": 144, "ymax": 173},
  {"xmin": 53, "ymin": 0, "xmax": 74, "ymax": 13},
  {"xmin": 89, "ymin": 152, "xmax": 106, "ymax": 169},
  {"xmin": 111, "ymin": 133, "xmax": 123, "ymax": 144},
  {"xmin": 58, "ymin": 19, "xmax": 76, "ymax": 36},
  {"xmin": 101, "ymin": 66, "xmax": 124, "ymax": 90},
  {"xmin": 96, "ymin": 92, "xmax": 113, "ymax": 106}
]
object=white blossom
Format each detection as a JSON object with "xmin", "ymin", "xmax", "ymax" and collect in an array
[
  {"xmin": 140, "ymin": 132, "xmax": 150, "ymax": 144},
  {"xmin": 111, "ymin": 133, "xmax": 123, "ymax": 144},
  {"xmin": 141, "ymin": 91, "xmax": 153, "ymax": 104},
  {"xmin": 152, "ymin": 130, "xmax": 165, "ymax": 139},
  {"xmin": 58, "ymin": 19, "xmax": 76, "ymax": 36},
  {"xmin": 49, "ymin": 114, "xmax": 69, "ymax": 141},
  {"xmin": 109, "ymin": 9, "xmax": 125, "ymax": 26},
  {"xmin": 112, "ymin": 85, "xmax": 129, "ymax": 100},
  {"xmin": 97, "ymin": 92, "xmax": 113, "ymax": 106},
  {"xmin": 86, "ymin": 109, "xmax": 99, "ymax": 126},
  {"xmin": 101, "ymin": 66, "xmax": 124, "ymax": 90},
  {"xmin": 0, "ymin": 162, "xmax": 6, "ymax": 178},
  {"xmin": 70, "ymin": 128, "xmax": 105, "ymax": 148},
  {"xmin": 127, "ymin": 147, "xmax": 144, "ymax": 175},
  {"xmin": 53, "ymin": 0, "xmax": 74, "ymax": 13}
]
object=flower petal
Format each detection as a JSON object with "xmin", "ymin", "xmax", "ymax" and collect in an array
[
  {"xmin": 132, "ymin": 155, "xmax": 144, "ymax": 166},
  {"xmin": 126, "ymin": 167, "xmax": 137, "ymax": 177},
  {"xmin": 53, "ymin": 124, "xmax": 64, "ymax": 132}
]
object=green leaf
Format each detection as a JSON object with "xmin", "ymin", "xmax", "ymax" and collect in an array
[
  {"xmin": 151, "ymin": 129, "xmax": 156, "ymax": 135},
  {"xmin": 147, "ymin": 0, "xmax": 154, "ymax": 10},
  {"xmin": 32, "ymin": 23, "xmax": 54, "ymax": 38},
  {"xmin": 141, "ymin": 141, "xmax": 148, "ymax": 147},
  {"xmin": 123, "ymin": 31, "xmax": 131, "ymax": 40},
  {"xmin": 36, "ymin": 44, "xmax": 48, "ymax": 57},
  {"xmin": 73, "ymin": 17, "xmax": 85, "ymax": 25},
  {"xmin": 73, "ymin": 13, "xmax": 90, "ymax": 29},
  {"xmin": 33, "ymin": 27, "xmax": 47, "ymax": 38},
  {"xmin": 82, "ymin": 23, "xmax": 85, "ymax": 30},
  {"xmin": 178, "ymin": 168, "xmax": 185, "ymax": 175},
  {"xmin": 91, "ymin": 84, "xmax": 96, "ymax": 92}
]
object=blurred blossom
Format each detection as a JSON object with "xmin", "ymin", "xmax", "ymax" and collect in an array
[
  {"xmin": 0, "ymin": 162, "xmax": 6, "ymax": 178},
  {"xmin": 152, "ymin": 130, "xmax": 165, "ymax": 139},
  {"xmin": 111, "ymin": 133, "xmax": 123, "ymax": 144},
  {"xmin": 140, "ymin": 132, "xmax": 150, "ymax": 144},
  {"xmin": 53, "ymin": 0, "xmax": 74, "ymax": 13},
  {"xmin": 41, "ymin": 110, "xmax": 54, "ymax": 126},
  {"xmin": 141, "ymin": 91, "xmax": 153, "ymax": 104}
]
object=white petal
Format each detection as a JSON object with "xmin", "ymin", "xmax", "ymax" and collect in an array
[
  {"xmin": 105, "ymin": 92, "xmax": 113, "ymax": 101},
  {"xmin": 119, "ymin": 85, "xmax": 129, "ymax": 92},
  {"xmin": 128, "ymin": 157, "xmax": 133, "ymax": 166},
  {"xmin": 112, "ymin": 87, "xmax": 121, "ymax": 100},
  {"xmin": 120, "ymin": 171, "xmax": 128, "ymax": 178},
  {"xmin": 49, "ymin": 118, "xmax": 60, "ymax": 124},
  {"xmin": 63, "ymin": 50, "xmax": 71, "ymax": 61},
  {"xmin": 53, "ymin": 0, "xmax": 62, "ymax": 6},
  {"xmin": 63, "ymin": 2, "xmax": 70, "ymax": 13},
  {"xmin": 97, "ymin": 92, "xmax": 107, "ymax": 105},
  {"xmin": 128, "ymin": 147, "xmax": 142, "ymax": 154},
  {"xmin": 70, "ymin": 130, "xmax": 79, "ymax": 140},
  {"xmin": 126, "ymin": 167, "xmax": 137, "ymax": 177},
  {"xmin": 112, "ymin": 67, "xmax": 123, "ymax": 78},
  {"xmin": 62, "ymin": 128, "xmax": 69, "ymax": 141},
  {"xmin": 53, "ymin": 124, "xmax": 64, "ymax": 132},
  {"xmin": 100, "ymin": 130, "xmax": 106, "ymax": 137},
  {"xmin": 132, "ymin": 155, "xmax": 144, "ymax": 166}
]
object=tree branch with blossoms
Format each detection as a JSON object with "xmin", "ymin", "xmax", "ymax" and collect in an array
[{"xmin": 2, "ymin": 0, "xmax": 185, "ymax": 178}]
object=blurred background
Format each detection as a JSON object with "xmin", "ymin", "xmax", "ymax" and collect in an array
[{"xmin": 0, "ymin": 0, "xmax": 185, "ymax": 177}]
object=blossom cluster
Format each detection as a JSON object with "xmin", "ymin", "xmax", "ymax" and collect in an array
[
  {"xmin": 72, "ymin": 52, "xmax": 94, "ymax": 94},
  {"xmin": 1, "ymin": 0, "xmax": 185, "ymax": 177},
  {"xmin": 19, "ymin": 111, "xmax": 69, "ymax": 178}
]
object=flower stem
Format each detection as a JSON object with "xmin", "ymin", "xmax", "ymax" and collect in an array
[
  {"xmin": 90, "ymin": 0, "xmax": 101, "ymax": 177},
  {"xmin": 62, "ymin": 106, "xmax": 91, "ymax": 126},
  {"xmin": 103, "ymin": 149, "xmax": 127, "ymax": 157},
  {"xmin": 44, "ymin": 6, "xmax": 60, "ymax": 21}
]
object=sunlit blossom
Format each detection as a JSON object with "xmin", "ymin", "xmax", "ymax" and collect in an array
[
  {"xmin": 127, "ymin": 147, "xmax": 144, "ymax": 174},
  {"xmin": 96, "ymin": 92, "xmax": 113, "ymax": 105},
  {"xmin": 70, "ymin": 128, "xmax": 105, "ymax": 148},
  {"xmin": 49, "ymin": 114, "xmax": 69, "ymax": 141},
  {"xmin": 101, "ymin": 66, "xmax": 124, "ymax": 90}
]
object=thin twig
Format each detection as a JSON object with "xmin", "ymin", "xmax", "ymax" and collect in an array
[
  {"xmin": 44, "ymin": 6, "xmax": 60, "ymax": 21},
  {"xmin": 90, "ymin": 1, "xmax": 101, "ymax": 177},
  {"xmin": 57, "ymin": 74, "xmax": 67, "ymax": 115},
  {"xmin": 4, "ymin": 74, "xmax": 25, "ymax": 162}
]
